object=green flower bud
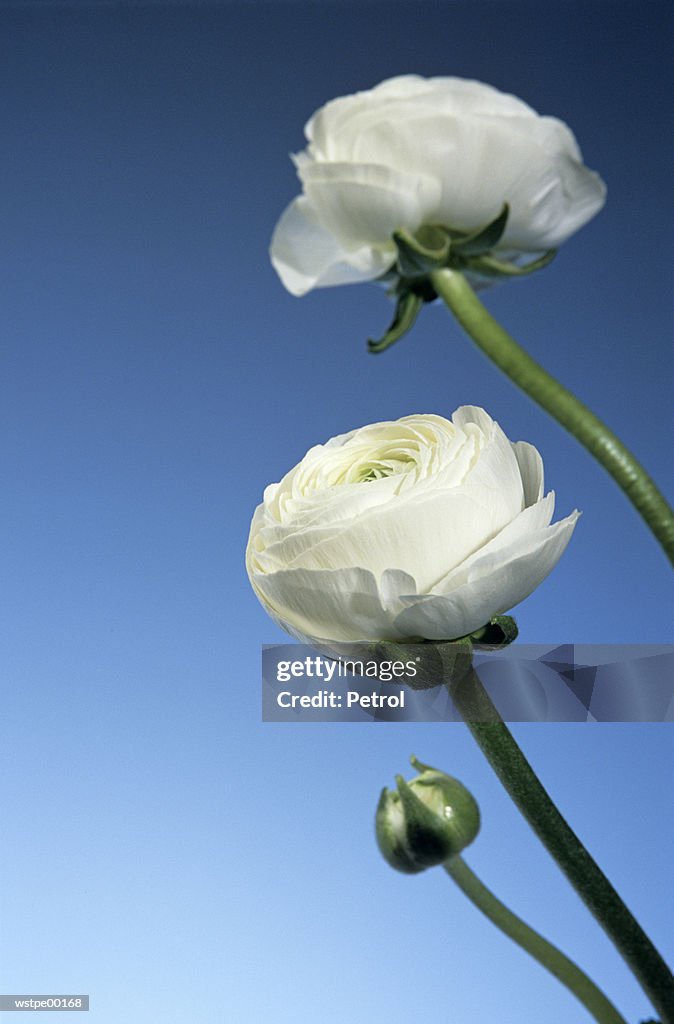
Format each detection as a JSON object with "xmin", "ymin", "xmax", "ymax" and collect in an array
[{"xmin": 376, "ymin": 756, "xmax": 480, "ymax": 874}]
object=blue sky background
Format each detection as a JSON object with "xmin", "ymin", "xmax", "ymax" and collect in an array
[{"xmin": 0, "ymin": 2, "xmax": 672, "ymax": 1021}]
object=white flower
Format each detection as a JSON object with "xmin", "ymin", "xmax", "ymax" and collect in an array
[
  {"xmin": 270, "ymin": 75, "xmax": 606, "ymax": 296},
  {"xmin": 246, "ymin": 407, "xmax": 579, "ymax": 642}
]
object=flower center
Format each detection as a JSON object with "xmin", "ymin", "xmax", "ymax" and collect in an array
[
  {"xmin": 350, "ymin": 453, "xmax": 416, "ymax": 484},
  {"xmin": 355, "ymin": 464, "xmax": 394, "ymax": 483}
]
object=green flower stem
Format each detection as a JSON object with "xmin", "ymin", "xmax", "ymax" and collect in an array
[
  {"xmin": 449, "ymin": 666, "xmax": 674, "ymax": 1024},
  {"xmin": 444, "ymin": 855, "xmax": 628, "ymax": 1024},
  {"xmin": 429, "ymin": 268, "xmax": 674, "ymax": 566}
]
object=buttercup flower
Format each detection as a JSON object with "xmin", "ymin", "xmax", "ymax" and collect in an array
[
  {"xmin": 246, "ymin": 407, "xmax": 579, "ymax": 642},
  {"xmin": 270, "ymin": 75, "xmax": 606, "ymax": 296}
]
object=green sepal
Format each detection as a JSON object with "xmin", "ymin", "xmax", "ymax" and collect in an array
[
  {"xmin": 375, "ymin": 787, "xmax": 424, "ymax": 874},
  {"xmin": 467, "ymin": 249, "xmax": 557, "ymax": 277},
  {"xmin": 368, "ymin": 289, "xmax": 424, "ymax": 353},
  {"xmin": 368, "ymin": 207, "xmax": 556, "ymax": 356},
  {"xmin": 407, "ymin": 770, "xmax": 481, "ymax": 856},
  {"xmin": 374, "ymin": 636, "xmax": 474, "ymax": 691},
  {"xmin": 465, "ymin": 615, "xmax": 519, "ymax": 648},
  {"xmin": 450, "ymin": 203, "xmax": 510, "ymax": 257},
  {"xmin": 395, "ymin": 774, "xmax": 459, "ymax": 869},
  {"xmin": 392, "ymin": 224, "xmax": 451, "ymax": 278}
]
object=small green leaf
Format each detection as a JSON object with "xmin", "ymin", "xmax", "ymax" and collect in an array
[
  {"xmin": 414, "ymin": 223, "xmax": 451, "ymax": 252},
  {"xmin": 451, "ymin": 203, "xmax": 510, "ymax": 257},
  {"xmin": 368, "ymin": 290, "xmax": 424, "ymax": 354},
  {"xmin": 409, "ymin": 754, "xmax": 434, "ymax": 773},
  {"xmin": 393, "ymin": 225, "xmax": 451, "ymax": 277},
  {"xmin": 468, "ymin": 249, "xmax": 557, "ymax": 277}
]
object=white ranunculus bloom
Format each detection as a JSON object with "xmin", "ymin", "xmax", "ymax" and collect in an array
[
  {"xmin": 246, "ymin": 407, "xmax": 579, "ymax": 642},
  {"xmin": 270, "ymin": 75, "xmax": 606, "ymax": 296}
]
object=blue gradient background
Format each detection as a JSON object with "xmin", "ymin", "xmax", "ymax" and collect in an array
[{"xmin": 0, "ymin": 2, "xmax": 672, "ymax": 1022}]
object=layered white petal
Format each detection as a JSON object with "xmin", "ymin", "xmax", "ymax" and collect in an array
[
  {"xmin": 300, "ymin": 161, "xmax": 440, "ymax": 250},
  {"xmin": 430, "ymin": 492, "xmax": 557, "ymax": 594},
  {"xmin": 450, "ymin": 407, "xmax": 525, "ymax": 518},
  {"xmin": 269, "ymin": 196, "xmax": 392, "ymax": 296},
  {"xmin": 512, "ymin": 441, "xmax": 544, "ymax": 505},
  {"xmin": 396, "ymin": 114, "xmax": 605, "ymax": 249},
  {"xmin": 394, "ymin": 510, "xmax": 579, "ymax": 640},
  {"xmin": 307, "ymin": 77, "xmax": 539, "ymax": 161},
  {"xmin": 250, "ymin": 565, "xmax": 411, "ymax": 643},
  {"xmin": 258, "ymin": 489, "xmax": 498, "ymax": 589}
]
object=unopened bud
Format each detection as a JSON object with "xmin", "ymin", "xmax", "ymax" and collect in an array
[{"xmin": 376, "ymin": 755, "xmax": 480, "ymax": 874}]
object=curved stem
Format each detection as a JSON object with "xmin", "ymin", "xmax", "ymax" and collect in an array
[
  {"xmin": 430, "ymin": 268, "xmax": 674, "ymax": 566},
  {"xmin": 449, "ymin": 667, "xmax": 674, "ymax": 1024},
  {"xmin": 444, "ymin": 855, "xmax": 628, "ymax": 1024}
]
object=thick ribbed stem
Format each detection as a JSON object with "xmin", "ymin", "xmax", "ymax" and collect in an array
[{"xmin": 430, "ymin": 268, "xmax": 674, "ymax": 566}]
